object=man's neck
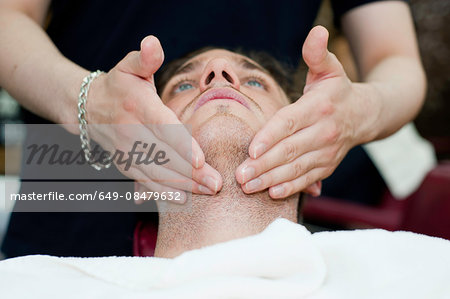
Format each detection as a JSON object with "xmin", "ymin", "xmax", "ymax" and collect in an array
[
  {"xmin": 155, "ymin": 184, "xmax": 298, "ymax": 258},
  {"xmin": 154, "ymin": 114, "xmax": 298, "ymax": 258}
]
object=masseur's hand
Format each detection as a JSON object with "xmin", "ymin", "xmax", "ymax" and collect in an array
[
  {"xmin": 236, "ymin": 26, "xmax": 366, "ymax": 199},
  {"xmin": 86, "ymin": 36, "xmax": 222, "ymax": 201}
]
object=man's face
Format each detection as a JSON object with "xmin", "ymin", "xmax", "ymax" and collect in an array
[{"xmin": 161, "ymin": 49, "xmax": 290, "ymax": 132}]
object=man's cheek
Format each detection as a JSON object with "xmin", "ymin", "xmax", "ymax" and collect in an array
[{"xmin": 263, "ymin": 102, "xmax": 284, "ymax": 118}]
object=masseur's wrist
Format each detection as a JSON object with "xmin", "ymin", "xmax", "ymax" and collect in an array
[
  {"xmin": 350, "ymin": 82, "xmax": 384, "ymax": 145},
  {"xmin": 59, "ymin": 61, "xmax": 90, "ymax": 135}
]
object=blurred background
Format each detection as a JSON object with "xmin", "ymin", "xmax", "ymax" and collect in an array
[{"xmin": 1, "ymin": 0, "xmax": 449, "ymax": 252}]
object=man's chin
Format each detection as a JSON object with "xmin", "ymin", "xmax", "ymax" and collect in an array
[{"xmin": 193, "ymin": 111, "xmax": 254, "ymax": 175}]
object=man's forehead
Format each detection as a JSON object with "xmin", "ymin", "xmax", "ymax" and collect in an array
[{"xmin": 174, "ymin": 49, "xmax": 269, "ymax": 77}]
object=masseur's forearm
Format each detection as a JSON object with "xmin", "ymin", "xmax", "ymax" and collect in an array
[
  {"xmin": 354, "ymin": 54, "xmax": 426, "ymax": 144},
  {"xmin": 0, "ymin": 7, "xmax": 89, "ymax": 131},
  {"xmin": 342, "ymin": 2, "xmax": 427, "ymax": 145}
]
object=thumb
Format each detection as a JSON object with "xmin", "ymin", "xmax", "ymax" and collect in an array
[
  {"xmin": 117, "ymin": 35, "xmax": 164, "ymax": 81},
  {"xmin": 302, "ymin": 26, "xmax": 344, "ymax": 79}
]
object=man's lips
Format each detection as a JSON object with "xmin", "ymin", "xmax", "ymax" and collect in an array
[{"xmin": 194, "ymin": 88, "xmax": 250, "ymax": 111}]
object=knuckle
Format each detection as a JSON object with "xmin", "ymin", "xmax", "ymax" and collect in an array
[
  {"xmin": 283, "ymin": 142, "xmax": 297, "ymax": 161},
  {"xmin": 292, "ymin": 161, "xmax": 303, "ymax": 178},
  {"xmin": 320, "ymin": 100, "xmax": 335, "ymax": 116},
  {"xmin": 284, "ymin": 116, "xmax": 296, "ymax": 134},
  {"xmin": 323, "ymin": 147, "xmax": 336, "ymax": 162},
  {"xmin": 283, "ymin": 184, "xmax": 292, "ymax": 196},
  {"xmin": 264, "ymin": 114, "xmax": 283, "ymax": 142},
  {"xmin": 148, "ymin": 165, "xmax": 160, "ymax": 180},
  {"xmin": 141, "ymin": 168, "xmax": 158, "ymax": 185},
  {"xmin": 258, "ymin": 158, "xmax": 270, "ymax": 174},
  {"xmin": 259, "ymin": 174, "xmax": 272, "ymax": 189},
  {"xmin": 324, "ymin": 123, "xmax": 339, "ymax": 143},
  {"xmin": 122, "ymin": 94, "xmax": 138, "ymax": 112},
  {"xmin": 329, "ymin": 145, "xmax": 340, "ymax": 160},
  {"xmin": 307, "ymin": 157, "xmax": 317, "ymax": 169},
  {"xmin": 303, "ymin": 173, "xmax": 313, "ymax": 187}
]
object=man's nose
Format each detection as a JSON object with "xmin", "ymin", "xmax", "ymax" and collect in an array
[{"xmin": 199, "ymin": 58, "xmax": 240, "ymax": 92}]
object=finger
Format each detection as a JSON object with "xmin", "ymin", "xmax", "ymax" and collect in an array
[
  {"xmin": 116, "ymin": 35, "xmax": 164, "ymax": 80},
  {"xmin": 137, "ymin": 160, "xmax": 216, "ymax": 195},
  {"xmin": 302, "ymin": 26, "xmax": 345, "ymax": 81},
  {"xmin": 130, "ymin": 125, "xmax": 222, "ymax": 192},
  {"xmin": 120, "ymin": 123, "xmax": 196, "ymax": 178},
  {"xmin": 140, "ymin": 104, "xmax": 206, "ymax": 170},
  {"xmin": 139, "ymin": 35, "xmax": 164, "ymax": 83},
  {"xmin": 114, "ymin": 132, "xmax": 209, "ymax": 194},
  {"xmin": 303, "ymin": 181, "xmax": 322, "ymax": 197},
  {"xmin": 247, "ymin": 99, "xmax": 316, "ymax": 160},
  {"xmin": 192, "ymin": 162, "xmax": 223, "ymax": 193},
  {"xmin": 241, "ymin": 150, "xmax": 320, "ymax": 194},
  {"xmin": 237, "ymin": 125, "xmax": 319, "ymax": 184},
  {"xmin": 269, "ymin": 167, "xmax": 328, "ymax": 199}
]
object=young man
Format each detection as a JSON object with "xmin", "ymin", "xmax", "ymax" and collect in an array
[{"xmin": 152, "ymin": 48, "xmax": 302, "ymax": 257}]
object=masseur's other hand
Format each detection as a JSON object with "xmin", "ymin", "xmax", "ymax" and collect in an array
[
  {"xmin": 236, "ymin": 26, "xmax": 364, "ymax": 199},
  {"xmin": 87, "ymin": 36, "xmax": 222, "ymax": 202}
]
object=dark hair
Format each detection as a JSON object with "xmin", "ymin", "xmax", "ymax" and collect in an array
[{"xmin": 156, "ymin": 47, "xmax": 300, "ymax": 102}]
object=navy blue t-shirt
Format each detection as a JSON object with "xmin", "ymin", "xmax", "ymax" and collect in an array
[{"xmin": 4, "ymin": 0, "xmax": 386, "ymax": 258}]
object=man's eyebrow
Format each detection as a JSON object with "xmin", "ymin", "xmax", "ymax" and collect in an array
[
  {"xmin": 173, "ymin": 60, "xmax": 201, "ymax": 77},
  {"xmin": 238, "ymin": 58, "xmax": 269, "ymax": 74}
]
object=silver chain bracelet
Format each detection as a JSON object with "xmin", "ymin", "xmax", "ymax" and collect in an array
[{"xmin": 77, "ymin": 70, "xmax": 112, "ymax": 170}]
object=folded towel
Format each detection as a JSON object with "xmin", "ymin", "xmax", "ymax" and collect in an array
[
  {"xmin": 1, "ymin": 219, "xmax": 449, "ymax": 298},
  {"xmin": 363, "ymin": 123, "xmax": 436, "ymax": 198}
]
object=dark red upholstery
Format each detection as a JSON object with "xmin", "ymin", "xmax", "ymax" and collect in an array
[
  {"xmin": 133, "ymin": 219, "xmax": 158, "ymax": 257},
  {"xmin": 402, "ymin": 162, "xmax": 450, "ymax": 239},
  {"xmin": 303, "ymin": 162, "xmax": 450, "ymax": 240}
]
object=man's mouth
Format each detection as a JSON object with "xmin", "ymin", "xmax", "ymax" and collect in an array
[{"xmin": 194, "ymin": 88, "xmax": 250, "ymax": 111}]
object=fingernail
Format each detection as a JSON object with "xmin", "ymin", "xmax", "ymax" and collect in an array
[
  {"xmin": 245, "ymin": 178, "xmax": 262, "ymax": 192},
  {"xmin": 198, "ymin": 184, "xmax": 214, "ymax": 195},
  {"xmin": 195, "ymin": 155, "xmax": 199, "ymax": 168},
  {"xmin": 252, "ymin": 143, "xmax": 266, "ymax": 159},
  {"xmin": 140, "ymin": 36, "xmax": 150, "ymax": 49},
  {"xmin": 315, "ymin": 185, "xmax": 321, "ymax": 196},
  {"xmin": 311, "ymin": 182, "xmax": 321, "ymax": 197},
  {"xmin": 241, "ymin": 166, "xmax": 255, "ymax": 182},
  {"xmin": 203, "ymin": 176, "xmax": 219, "ymax": 193},
  {"xmin": 271, "ymin": 185, "xmax": 285, "ymax": 197}
]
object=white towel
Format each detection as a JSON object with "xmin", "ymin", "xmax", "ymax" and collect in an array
[
  {"xmin": 1, "ymin": 219, "xmax": 449, "ymax": 299},
  {"xmin": 363, "ymin": 123, "xmax": 436, "ymax": 199}
]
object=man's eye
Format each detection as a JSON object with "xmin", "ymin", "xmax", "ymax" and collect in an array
[
  {"xmin": 174, "ymin": 83, "xmax": 194, "ymax": 93},
  {"xmin": 244, "ymin": 79, "xmax": 263, "ymax": 88}
]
